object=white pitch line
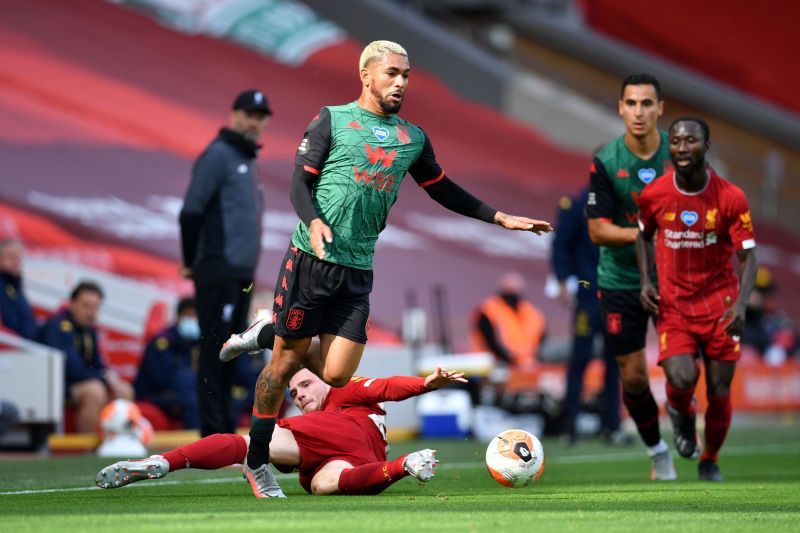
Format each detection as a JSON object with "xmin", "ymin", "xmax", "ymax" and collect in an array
[
  {"xmin": 1, "ymin": 442, "xmax": 796, "ymax": 497},
  {"xmin": 0, "ymin": 473, "xmax": 295, "ymax": 496}
]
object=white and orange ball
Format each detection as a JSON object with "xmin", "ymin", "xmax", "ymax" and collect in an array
[
  {"xmin": 100, "ymin": 399, "xmax": 143, "ymax": 436},
  {"xmin": 485, "ymin": 429, "xmax": 544, "ymax": 488}
]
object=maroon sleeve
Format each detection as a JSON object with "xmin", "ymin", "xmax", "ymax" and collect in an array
[{"xmin": 345, "ymin": 376, "xmax": 429, "ymax": 404}]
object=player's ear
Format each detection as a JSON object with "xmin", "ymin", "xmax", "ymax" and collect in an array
[{"xmin": 360, "ymin": 68, "xmax": 370, "ymax": 87}]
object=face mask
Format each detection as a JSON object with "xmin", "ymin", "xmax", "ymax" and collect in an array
[{"xmin": 177, "ymin": 317, "xmax": 201, "ymax": 341}]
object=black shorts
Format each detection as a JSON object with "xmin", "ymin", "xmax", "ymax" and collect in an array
[
  {"xmin": 598, "ymin": 288, "xmax": 653, "ymax": 357},
  {"xmin": 272, "ymin": 245, "xmax": 372, "ymax": 344}
]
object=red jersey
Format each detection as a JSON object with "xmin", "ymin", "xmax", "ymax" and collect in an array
[
  {"xmin": 278, "ymin": 375, "xmax": 428, "ymax": 478},
  {"xmin": 318, "ymin": 375, "xmax": 427, "ymax": 458},
  {"xmin": 637, "ymin": 169, "xmax": 756, "ymax": 319}
]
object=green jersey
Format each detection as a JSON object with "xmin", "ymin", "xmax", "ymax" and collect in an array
[
  {"xmin": 586, "ymin": 131, "xmax": 671, "ymax": 289},
  {"xmin": 292, "ymin": 102, "xmax": 443, "ymax": 269}
]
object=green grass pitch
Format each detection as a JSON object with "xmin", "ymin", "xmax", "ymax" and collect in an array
[{"xmin": 1, "ymin": 424, "xmax": 798, "ymax": 532}]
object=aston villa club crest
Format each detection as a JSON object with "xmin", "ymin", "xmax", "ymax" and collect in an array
[{"xmin": 286, "ymin": 309, "xmax": 304, "ymax": 331}]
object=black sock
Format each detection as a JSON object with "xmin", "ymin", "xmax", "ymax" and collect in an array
[
  {"xmin": 622, "ymin": 388, "xmax": 661, "ymax": 447},
  {"xmin": 257, "ymin": 322, "xmax": 276, "ymax": 350},
  {"xmin": 246, "ymin": 414, "xmax": 276, "ymax": 469}
]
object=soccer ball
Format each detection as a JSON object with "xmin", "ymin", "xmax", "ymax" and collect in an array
[
  {"xmin": 97, "ymin": 399, "xmax": 153, "ymax": 457},
  {"xmin": 485, "ymin": 429, "xmax": 545, "ymax": 488}
]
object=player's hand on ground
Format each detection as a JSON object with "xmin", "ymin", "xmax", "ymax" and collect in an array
[
  {"xmin": 424, "ymin": 366, "xmax": 468, "ymax": 389},
  {"xmin": 308, "ymin": 218, "xmax": 333, "ymax": 260},
  {"xmin": 639, "ymin": 282, "xmax": 660, "ymax": 315},
  {"xmin": 493, "ymin": 212, "xmax": 553, "ymax": 235},
  {"xmin": 721, "ymin": 301, "xmax": 746, "ymax": 337}
]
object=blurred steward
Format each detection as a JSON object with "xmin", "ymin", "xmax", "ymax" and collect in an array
[{"xmin": 470, "ymin": 272, "xmax": 546, "ymax": 370}]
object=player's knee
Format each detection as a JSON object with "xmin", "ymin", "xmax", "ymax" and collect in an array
[
  {"xmin": 310, "ymin": 474, "xmax": 339, "ymax": 495},
  {"xmin": 663, "ymin": 357, "xmax": 698, "ymax": 390},
  {"xmin": 321, "ymin": 372, "xmax": 350, "ymax": 388},
  {"xmin": 620, "ymin": 370, "xmax": 648, "ymax": 393},
  {"xmin": 267, "ymin": 354, "xmax": 302, "ymax": 380},
  {"xmin": 666, "ymin": 370, "xmax": 695, "ymax": 390},
  {"xmin": 707, "ymin": 380, "xmax": 731, "ymax": 397}
]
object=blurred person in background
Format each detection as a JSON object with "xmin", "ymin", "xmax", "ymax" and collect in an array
[
  {"xmin": 742, "ymin": 266, "xmax": 799, "ymax": 366},
  {"xmin": 586, "ymin": 73, "xmax": 675, "ymax": 480},
  {"xmin": 551, "ymin": 188, "xmax": 629, "ymax": 446},
  {"xmin": 134, "ymin": 297, "xmax": 201, "ymax": 429},
  {"xmin": 0, "ymin": 238, "xmax": 36, "ymax": 340},
  {"xmin": 0, "ymin": 400, "xmax": 20, "ymax": 439},
  {"xmin": 470, "ymin": 271, "xmax": 546, "ymax": 372},
  {"xmin": 179, "ymin": 89, "xmax": 271, "ymax": 437},
  {"xmin": 38, "ymin": 281, "xmax": 134, "ymax": 433}
]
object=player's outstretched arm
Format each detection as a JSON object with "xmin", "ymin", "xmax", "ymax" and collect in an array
[
  {"xmin": 423, "ymin": 366, "xmax": 468, "ymax": 390},
  {"xmin": 494, "ymin": 212, "xmax": 552, "ymax": 235},
  {"xmin": 410, "ymin": 132, "xmax": 551, "ymax": 234}
]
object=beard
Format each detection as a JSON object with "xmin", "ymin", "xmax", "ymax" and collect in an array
[
  {"xmin": 378, "ymin": 97, "xmax": 402, "ymax": 114},
  {"xmin": 371, "ymin": 85, "xmax": 402, "ymax": 114}
]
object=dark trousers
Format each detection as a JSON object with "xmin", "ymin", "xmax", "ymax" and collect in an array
[
  {"xmin": 563, "ymin": 292, "xmax": 621, "ymax": 436},
  {"xmin": 194, "ymin": 278, "xmax": 252, "ymax": 436}
]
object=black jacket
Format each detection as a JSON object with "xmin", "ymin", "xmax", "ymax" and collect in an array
[{"xmin": 179, "ymin": 128, "xmax": 264, "ymax": 282}]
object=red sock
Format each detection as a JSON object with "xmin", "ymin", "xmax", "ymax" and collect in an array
[
  {"xmin": 665, "ymin": 382, "xmax": 696, "ymax": 415},
  {"xmin": 162, "ymin": 433, "xmax": 247, "ymax": 471},
  {"xmin": 701, "ymin": 394, "xmax": 732, "ymax": 463},
  {"xmin": 337, "ymin": 456, "xmax": 408, "ymax": 495}
]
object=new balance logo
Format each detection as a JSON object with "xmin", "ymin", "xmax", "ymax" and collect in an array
[{"xmin": 364, "ymin": 144, "xmax": 397, "ymax": 167}]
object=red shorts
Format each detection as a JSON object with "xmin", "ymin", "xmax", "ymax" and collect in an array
[
  {"xmin": 656, "ymin": 309, "xmax": 741, "ymax": 363},
  {"xmin": 278, "ymin": 411, "xmax": 383, "ymax": 493}
]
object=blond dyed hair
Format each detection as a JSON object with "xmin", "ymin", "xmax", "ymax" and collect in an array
[{"xmin": 359, "ymin": 40, "xmax": 408, "ymax": 70}]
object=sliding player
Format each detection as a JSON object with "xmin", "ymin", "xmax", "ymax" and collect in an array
[{"xmin": 96, "ymin": 366, "xmax": 465, "ymax": 496}]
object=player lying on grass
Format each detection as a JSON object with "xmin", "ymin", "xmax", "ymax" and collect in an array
[{"xmin": 96, "ymin": 365, "xmax": 466, "ymax": 496}]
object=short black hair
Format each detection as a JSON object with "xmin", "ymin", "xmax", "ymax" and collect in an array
[
  {"xmin": 621, "ymin": 73, "xmax": 662, "ymax": 101},
  {"xmin": 70, "ymin": 281, "xmax": 104, "ymax": 301},
  {"xmin": 176, "ymin": 296, "xmax": 196, "ymax": 315},
  {"xmin": 669, "ymin": 116, "xmax": 711, "ymax": 143}
]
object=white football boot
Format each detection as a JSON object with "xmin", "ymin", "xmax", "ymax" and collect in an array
[
  {"xmin": 95, "ymin": 455, "xmax": 170, "ymax": 489},
  {"xmin": 243, "ymin": 462, "xmax": 286, "ymax": 498},
  {"xmin": 220, "ymin": 309, "xmax": 272, "ymax": 362},
  {"xmin": 403, "ymin": 449, "xmax": 438, "ymax": 482}
]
